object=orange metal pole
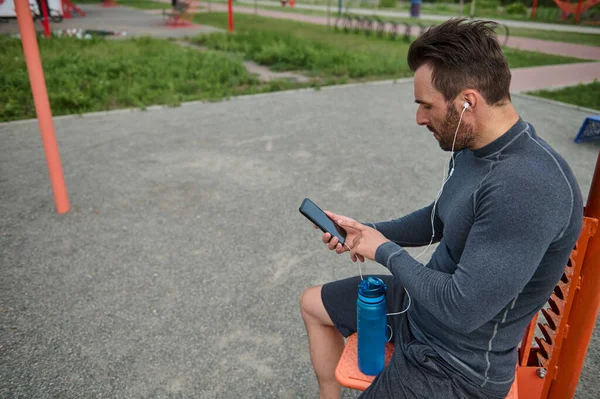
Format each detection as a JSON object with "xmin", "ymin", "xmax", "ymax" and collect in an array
[
  {"xmin": 15, "ymin": 0, "xmax": 70, "ymax": 215},
  {"xmin": 228, "ymin": 0, "xmax": 234, "ymax": 32},
  {"xmin": 547, "ymin": 151, "xmax": 600, "ymax": 399},
  {"xmin": 531, "ymin": 0, "xmax": 538, "ymax": 19}
]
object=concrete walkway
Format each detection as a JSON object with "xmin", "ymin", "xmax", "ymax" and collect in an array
[
  {"xmin": 1, "ymin": 80, "xmax": 598, "ymax": 399},
  {"xmin": 0, "ymin": 4, "xmax": 598, "ymax": 399},
  {"xmin": 505, "ymin": 36, "xmax": 600, "ymax": 61},
  {"xmin": 0, "ymin": 3, "xmax": 220, "ymax": 38},
  {"xmin": 511, "ymin": 62, "xmax": 600, "ymax": 92},
  {"xmin": 238, "ymin": 0, "xmax": 600, "ymax": 34}
]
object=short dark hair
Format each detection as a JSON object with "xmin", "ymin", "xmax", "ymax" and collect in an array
[{"xmin": 407, "ymin": 18, "xmax": 511, "ymax": 105}]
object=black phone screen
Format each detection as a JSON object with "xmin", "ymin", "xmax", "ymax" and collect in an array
[{"xmin": 299, "ymin": 198, "xmax": 347, "ymax": 245}]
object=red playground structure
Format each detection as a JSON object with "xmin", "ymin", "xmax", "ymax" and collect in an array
[{"xmin": 532, "ymin": 0, "xmax": 600, "ymax": 23}]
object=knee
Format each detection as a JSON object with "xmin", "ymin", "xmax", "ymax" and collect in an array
[{"xmin": 300, "ymin": 286, "xmax": 322, "ymax": 322}]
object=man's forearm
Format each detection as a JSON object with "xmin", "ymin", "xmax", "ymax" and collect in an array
[{"xmin": 369, "ymin": 204, "xmax": 441, "ymax": 247}]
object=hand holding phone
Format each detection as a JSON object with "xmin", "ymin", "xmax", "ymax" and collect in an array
[
  {"xmin": 299, "ymin": 198, "xmax": 347, "ymax": 246},
  {"xmin": 299, "ymin": 199, "xmax": 365, "ymax": 262},
  {"xmin": 300, "ymin": 199, "xmax": 385, "ymax": 263}
]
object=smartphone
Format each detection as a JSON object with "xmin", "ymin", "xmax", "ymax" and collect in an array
[{"xmin": 299, "ymin": 198, "xmax": 347, "ymax": 246}]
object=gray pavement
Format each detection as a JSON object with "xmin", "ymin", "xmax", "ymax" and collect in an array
[
  {"xmin": 0, "ymin": 4, "xmax": 220, "ymax": 38},
  {"xmin": 1, "ymin": 80, "xmax": 599, "ymax": 398},
  {"xmin": 236, "ymin": 0, "xmax": 600, "ymax": 34}
]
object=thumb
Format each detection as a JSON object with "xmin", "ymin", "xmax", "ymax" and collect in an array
[
  {"xmin": 324, "ymin": 210, "xmax": 340, "ymax": 220},
  {"xmin": 337, "ymin": 218, "xmax": 362, "ymax": 231}
]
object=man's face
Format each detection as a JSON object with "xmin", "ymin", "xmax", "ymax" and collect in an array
[{"xmin": 413, "ymin": 65, "xmax": 475, "ymax": 151}]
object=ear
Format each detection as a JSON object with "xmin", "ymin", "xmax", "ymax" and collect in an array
[{"xmin": 460, "ymin": 90, "xmax": 478, "ymax": 111}]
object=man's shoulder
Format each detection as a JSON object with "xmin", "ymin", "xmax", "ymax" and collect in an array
[
  {"xmin": 480, "ymin": 137, "xmax": 580, "ymax": 207},
  {"xmin": 492, "ymin": 129, "xmax": 576, "ymax": 186}
]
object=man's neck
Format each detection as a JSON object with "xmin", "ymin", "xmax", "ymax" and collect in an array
[{"xmin": 470, "ymin": 104, "xmax": 520, "ymax": 150}]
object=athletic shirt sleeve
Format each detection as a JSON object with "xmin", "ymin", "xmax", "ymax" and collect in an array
[
  {"xmin": 373, "ymin": 165, "xmax": 572, "ymax": 334},
  {"xmin": 369, "ymin": 203, "xmax": 443, "ymax": 247}
]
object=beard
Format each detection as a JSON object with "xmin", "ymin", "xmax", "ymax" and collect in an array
[{"xmin": 428, "ymin": 104, "xmax": 475, "ymax": 152}]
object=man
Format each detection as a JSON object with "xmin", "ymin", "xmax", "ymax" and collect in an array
[{"xmin": 300, "ymin": 19, "xmax": 583, "ymax": 399}]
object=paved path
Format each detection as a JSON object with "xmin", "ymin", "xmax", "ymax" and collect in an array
[
  {"xmin": 238, "ymin": 0, "xmax": 600, "ymax": 34},
  {"xmin": 0, "ymin": 4, "xmax": 598, "ymax": 399},
  {"xmin": 0, "ymin": 80, "xmax": 598, "ymax": 399},
  {"xmin": 0, "ymin": 3, "xmax": 220, "ymax": 38},
  {"xmin": 505, "ymin": 36, "xmax": 600, "ymax": 61},
  {"xmin": 511, "ymin": 62, "xmax": 600, "ymax": 91}
]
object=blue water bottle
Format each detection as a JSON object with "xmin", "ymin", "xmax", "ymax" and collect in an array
[{"xmin": 357, "ymin": 276, "xmax": 388, "ymax": 376}]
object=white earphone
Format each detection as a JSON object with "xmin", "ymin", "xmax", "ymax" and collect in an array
[
  {"xmin": 413, "ymin": 99, "xmax": 470, "ymax": 260},
  {"xmin": 388, "ymin": 98, "xmax": 472, "ymax": 316}
]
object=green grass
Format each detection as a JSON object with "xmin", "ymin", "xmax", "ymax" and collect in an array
[
  {"xmin": 195, "ymin": 29, "xmax": 411, "ymax": 79},
  {"xmin": 263, "ymin": 0, "xmax": 600, "ymax": 25},
  {"xmin": 109, "ymin": 0, "xmax": 600, "ymax": 45},
  {"xmin": 207, "ymin": 0, "xmax": 600, "ymax": 46},
  {"xmin": 118, "ymin": 0, "xmax": 171, "ymax": 9},
  {"xmin": 507, "ymin": 27, "xmax": 600, "ymax": 47},
  {"xmin": 0, "ymin": 35, "xmax": 300, "ymax": 122},
  {"xmin": 76, "ymin": 0, "xmax": 170, "ymax": 9},
  {"xmin": 528, "ymin": 81, "xmax": 600, "ymax": 111},
  {"xmin": 192, "ymin": 16, "xmax": 413, "ymax": 80},
  {"xmin": 222, "ymin": 1, "xmax": 443, "ymax": 25},
  {"xmin": 2, "ymin": 8, "xmax": 591, "ymax": 122},
  {"xmin": 500, "ymin": 47, "xmax": 585, "ymax": 68},
  {"xmin": 192, "ymin": 12, "xmax": 586, "ymax": 75}
]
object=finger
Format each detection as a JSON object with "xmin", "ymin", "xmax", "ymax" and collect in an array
[
  {"xmin": 322, "ymin": 232, "xmax": 332, "ymax": 243},
  {"xmin": 350, "ymin": 253, "xmax": 357, "ymax": 263},
  {"xmin": 336, "ymin": 242, "xmax": 346, "ymax": 254},
  {"xmin": 357, "ymin": 254, "xmax": 365, "ymax": 262},
  {"xmin": 328, "ymin": 236, "xmax": 339, "ymax": 251},
  {"xmin": 349, "ymin": 238, "xmax": 361, "ymax": 259},
  {"xmin": 337, "ymin": 218, "xmax": 363, "ymax": 232},
  {"xmin": 313, "ymin": 224, "xmax": 318, "ymax": 229},
  {"xmin": 323, "ymin": 210, "xmax": 340, "ymax": 220}
]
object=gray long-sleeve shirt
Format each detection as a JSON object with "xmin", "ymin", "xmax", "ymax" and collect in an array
[{"xmin": 372, "ymin": 118, "xmax": 583, "ymax": 392}]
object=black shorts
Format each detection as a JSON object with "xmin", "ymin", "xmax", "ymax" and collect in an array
[{"xmin": 321, "ymin": 275, "xmax": 509, "ymax": 399}]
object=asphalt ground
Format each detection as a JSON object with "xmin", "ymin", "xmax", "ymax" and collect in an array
[{"xmin": 1, "ymin": 80, "xmax": 599, "ymax": 398}]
